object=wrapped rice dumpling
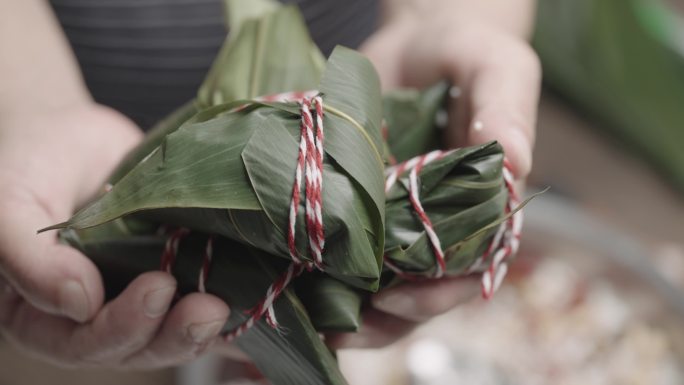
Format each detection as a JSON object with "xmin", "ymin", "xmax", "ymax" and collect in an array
[{"xmin": 43, "ymin": 1, "xmax": 527, "ymax": 384}]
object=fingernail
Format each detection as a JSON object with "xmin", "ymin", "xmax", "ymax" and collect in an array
[
  {"xmin": 375, "ymin": 292, "xmax": 417, "ymax": 314},
  {"xmin": 187, "ymin": 319, "xmax": 225, "ymax": 345},
  {"xmin": 59, "ymin": 280, "xmax": 90, "ymax": 322},
  {"xmin": 143, "ymin": 286, "xmax": 176, "ymax": 318}
]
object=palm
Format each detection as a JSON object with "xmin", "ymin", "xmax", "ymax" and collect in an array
[{"xmin": 0, "ymin": 105, "xmax": 230, "ymax": 368}]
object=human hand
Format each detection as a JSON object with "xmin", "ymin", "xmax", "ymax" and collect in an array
[
  {"xmin": 331, "ymin": 0, "xmax": 541, "ymax": 349},
  {"xmin": 362, "ymin": 0, "xmax": 540, "ymax": 178},
  {"xmin": 0, "ymin": 104, "xmax": 230, "ymax": 368},
  {"xmin": 327, "ymin": 277, "xmax": 480, "ymax": 348}
]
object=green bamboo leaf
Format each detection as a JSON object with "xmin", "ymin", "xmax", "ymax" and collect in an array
[
  {"xmin": 106, "ymin": 1, "xmax": 324, "ymax": 189},
  {"xmin": 45, "ymin": 47, "xmax": 387, "ymax": 291},
  {"xmin": 198, "ymin": 5, "xmax": 325, "ymax": 107},
  {"xmin": 66, "ymin": 231, "xmax": 348, "ymax": 385},
  {"xmin": 295, "ymin": 273, "xmax": 363, "ymax": 332},
  {"xmin": 44, "ymin": 111, "xmax": 265, "ymax": 232},
  {"xmin": 386, "ymin": 190, "xmax": 506, "ymax": 274},
  {"xmin": 383, "ymin": 82, "xmax": 449, "ymax": 162},
  {"xmin": 108, "ymin": 101, "xmax": 198, "ymax": 185},
  {"xmin": 241, "ymin": 117, "xmax": 380, "ymax": 289},
  {"xmin": 320, "ymin": 48, "xmax": 385, "ymax": 206},
  {"xmin": 224, "ymin": 0, "xmax": 278, "ymax": 31},
  {"xmin": 318, "ymin": 47, "xmax": 386, "ymax": 275},
  {"xmin": 45, "ymin": 0, "xmax": 536, "ymax": 383},
  {"xmin": 384, "ymin": 142, "xmax": 507, "ymax": 275}
]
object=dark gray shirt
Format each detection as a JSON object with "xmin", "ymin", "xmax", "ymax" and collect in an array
[{"xmin": 51, "ymin": 0, "xmax": 378, "ymax": 128}]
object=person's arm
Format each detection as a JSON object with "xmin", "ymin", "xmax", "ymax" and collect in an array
[
  {"xmin": 330, "ymin": 0, "xmax": 540, "ymax": 348},
  {"xmin": 0, "ymin": 1, "xmax": 229, "ymax": 368},
  {"xmin": 0, "ymin": 0, "xmax": 90, "ymax": 115}
]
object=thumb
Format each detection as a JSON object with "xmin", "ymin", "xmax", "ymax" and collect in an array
[{"xmin": 0, "ymin": 192, "xmax": 104, "ymax": 322}]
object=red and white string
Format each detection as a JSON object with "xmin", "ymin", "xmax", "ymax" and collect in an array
[
  {"xmin": 157, "ymin": 90, "xmax": 523, "ymax": 341},
  {"xmin": 159, "ymin": 228, "xmax": 214, "ymax": 294},
  {"xmin": 198, "ymin": 236, "xmax": 214, "ymax": 294},
  {"xmin": 253, "ymin": 90, "xmax": 319, "ymax": 104},
  {"xmin": 224, "ymin": 263, "xmax": 306, "ymax": 340},
  {"xmin": 287, "ymin": 96, "xmax": 326, "ymax": 269},
  {"xmin": 159, "ymin": 228, "xmax": 189, "ymax": 274},
  {"xmin": 384, "ymin": 152, "xmax": 522, "ymax": 299},
  {"xmin": 157, "ymin": 94, "xmax": 327, "ymax": 341},
  {"xmin": 384, "ymin": 150, "xmax": 451, "ymax": 278},
  {"xmin": 227, "ymin": 95, "xmax": 326, "ymax": 341},
  {"xmin": 473, "ymin": 159, "xmax": 522, "ymax": 299}
]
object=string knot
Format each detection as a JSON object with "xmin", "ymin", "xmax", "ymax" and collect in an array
[
  {"xmin": 158, "ymin": 91, "xmax": 523, "ymax": 343},
  {"xmin": 384, "ymin": 152, "xmax": 522, "ymax": 299},
  {"xmin": 225, "ymin": 94, "xmax": 326, "ymax": 340},
  {"xmin": 287, "ymin": 96, "xmax": 326, "ymax": 270}
]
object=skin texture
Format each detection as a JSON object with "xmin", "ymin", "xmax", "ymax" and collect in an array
[{"xmin": 0, "ymin": 0, "xmax": 539, "ymax": 368}]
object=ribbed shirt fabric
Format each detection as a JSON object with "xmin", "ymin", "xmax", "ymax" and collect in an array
[{"xmin": 50, "ymin": 0, "xmax": 378, "ymax": 129}]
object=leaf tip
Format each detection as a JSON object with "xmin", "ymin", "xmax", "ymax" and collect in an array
[{"xmin": 37, "ymin": 222, "xmax": 69, "ymax": 234}]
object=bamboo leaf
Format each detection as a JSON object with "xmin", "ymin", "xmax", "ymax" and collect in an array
[
  {"xmin": 47, "ymin": 52, "xmax": 387, "ymax": 290},
  {"xmin": 242, "ymin": 118, "xmax": 381, "ymax": 288},
  {"xmin": 47, "ymin": 1, "xmax": 536, "ymax": 383},
  {"xmin": 384, "ymin": 142, "xmax": 507, "ymax": 275},
  {"xmin": 198, "ymin": 5, "xmax": 325, "ymax": 107},
  {"xmin": 318, "ymin": 47, "xmax": 386, "ymax": 274},
  {"xmin": 108, "ymin": 102, "xmax": 198, "ymax": 185},
  {"xmin": 66, "ymin": 230, "xmax": 348, "ymax": 385},
  {"xmin": 295, "ymin": 273, "xmax": 363, "ymax": 332},
  {"xmin": 383, "ymin": 82, "xmax": 449, "ymax": 162}
]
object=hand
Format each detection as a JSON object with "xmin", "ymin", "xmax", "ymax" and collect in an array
[
  {"xmin": 0, "ymin": 104, "xmax": 230, "ymax": 368},
  {"xmin": 362, "ymin": 0, "xmax": 540, "ymax": 178},
  {"xmin": 331, "ymin": 0, "xmax": 541, "ymax": 349},
  {"xmin": 328, "ymin": 277, "xmax": 480, "ymax": 348}
]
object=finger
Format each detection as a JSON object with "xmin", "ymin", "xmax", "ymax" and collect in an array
[
  {"xmin": 69, "ymin": 272, "xmax": 177, "ymax": 365},
  {"xmin": 123, "ymin": 292, "xmax": 229, "ymax": 368},
  {"xmin": 327, "ymin": 308, "xmax": 417, "ymax": 350},
  {"xmin": 392, "ymin": 26, "xmax": 540, "ymax": 178},
  {"xmin": 0, "ymin": 275, "xmax": 21, "ymax": 326},
  {"xmin": 1, "ymin": 272, "xmax": 176, "ymax": 367},
  {"xmin": 0, "ymin": 193, "xmax": 104, "ymax": 322},
  {"xmin": 359, "ymin": 21, "xmax": 413, "ymax": 90},
  {"xmin": 371, "ymin": 277, "xmax": 480, "ymax": 323},
  {"xmin": 461, "ymin": 34, "xmax": 541, "ymax": 178}
]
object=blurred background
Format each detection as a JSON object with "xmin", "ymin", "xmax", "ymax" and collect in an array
[{"xmin": 2, "ymin": 0, "xmax": 683, "ymax": 384}]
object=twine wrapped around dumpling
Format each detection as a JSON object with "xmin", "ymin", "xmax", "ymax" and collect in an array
[{"xmin": 44, "ymin": 1, "xmax": 530, "ymax": 384}]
